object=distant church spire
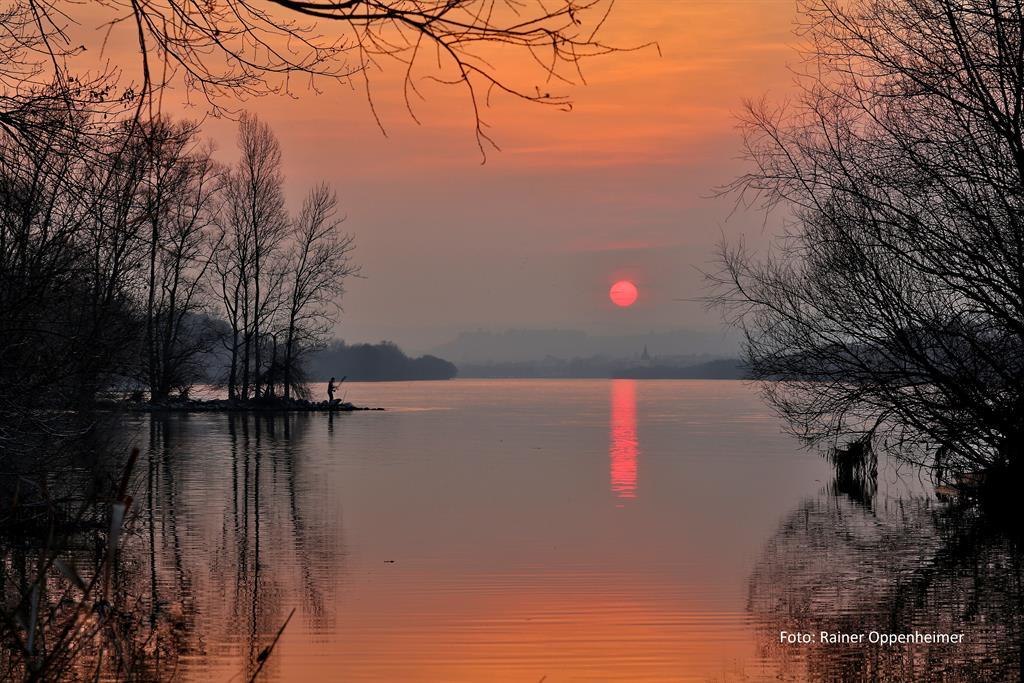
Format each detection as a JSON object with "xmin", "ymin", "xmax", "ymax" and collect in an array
[{"xmin": 641, "ymin": 344, "xmax": 650, "ymax": 361}]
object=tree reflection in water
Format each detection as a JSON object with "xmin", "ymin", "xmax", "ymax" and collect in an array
[
  {"xmin": 147, "ymin": 413, "xmax": 342, "ymax": 680},
  {"xmin": 749, "ymin": 456, "xmax": 1024, "ymax": 681},
  {"xmin": 1, "ymin": 413, "xmax": 342, "ymax": 681}
]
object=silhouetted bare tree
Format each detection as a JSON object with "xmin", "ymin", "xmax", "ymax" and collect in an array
[
  {"xmin": 714, "ymin": 0, "xmax": 1024, "ymax": 477},
  {"xmin": 216, "ymin": 114, "xmax": 289, "ymax": 401},
  {"xmin": 0, "ymin": 105, "xmax": 149, "ymax": 416},
  {"xmin": 139, "ymin": 118, "xmax": 224, "ymax": 401},
  {"xmin": 281, "ymin": 183, "xmax": 358, "ymax": 399},
  {"xmin": 1, "ymin": 1, "xmax": 622, "ymax": 151}
]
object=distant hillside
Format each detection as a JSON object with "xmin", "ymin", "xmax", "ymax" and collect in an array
[
  {"xmin": 612, "ymin": 358, "xmax": 747, "ymax": 380},
  {"xmin": 430, "ymin": 328, "xmax": 738, "ymax": 364},
  {"xmin": 458, "ymin": 355, "xmax": 747, "ymax": 380},
  {"xmin": 307, "ymin": 341, "xmax": 457, "ymax": 381}
]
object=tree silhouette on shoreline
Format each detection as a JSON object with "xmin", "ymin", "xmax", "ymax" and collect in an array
[{"xmin": 714, "ymin": 0, "xmax": 1024, "ymax": 477}]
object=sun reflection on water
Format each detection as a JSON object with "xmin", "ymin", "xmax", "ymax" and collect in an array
[{"xmin": 609, "ymin": 379, "xmax": 639, "ymax": 502}]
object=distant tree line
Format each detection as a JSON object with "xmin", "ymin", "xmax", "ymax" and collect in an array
[
  {"xmin": 457, "ymin": 356, "xmax": 744, "ymax": 379},
  {"xmin": 0, "ymin": 104, "xmax": 356, "ymax": 417},
  {"xmin": 307, "ymin": 341, "xmax": 457, "ymax": 382},
  {"xmin": 612, "ymin": 359, "xmax": 746, "ymax": 380}
]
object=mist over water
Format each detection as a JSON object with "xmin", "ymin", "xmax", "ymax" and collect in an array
[{"xmin": 108, "ymin": 380, "xmax": 1021, "ymax": 680}]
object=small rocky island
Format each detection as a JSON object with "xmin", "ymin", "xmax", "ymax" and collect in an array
[{"xmin": 126, "ymin": 397, "xmax": 383, "ymax": 413}]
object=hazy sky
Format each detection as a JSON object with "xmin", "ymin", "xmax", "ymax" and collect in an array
[{"xmin": 104, "ymin": 1, "xmax": 801, "ymax": 353}]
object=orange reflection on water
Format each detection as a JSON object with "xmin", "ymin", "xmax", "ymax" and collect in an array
[{"xmin": 609, "ymin": 379, "xmax": 639, "ymax": 501}]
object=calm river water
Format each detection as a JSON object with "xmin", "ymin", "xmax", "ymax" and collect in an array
[{"xmin": 119, "ymin": 379, "xmax": 1023, "ymax": 681}]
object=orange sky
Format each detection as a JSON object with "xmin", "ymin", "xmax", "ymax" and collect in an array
[{"xmin": 82, "ymin": 0, "xmax": 801, "ymax": 352}]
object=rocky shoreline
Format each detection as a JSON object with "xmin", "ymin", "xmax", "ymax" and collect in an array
[{"xmin": 124, "ymin": 398, "xmax": 383, "ymax": 413}]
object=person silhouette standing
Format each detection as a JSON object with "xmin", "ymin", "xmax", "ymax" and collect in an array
[{"xmin": 327, "ymin": 377, "xmax": 337, "ymax": 404}]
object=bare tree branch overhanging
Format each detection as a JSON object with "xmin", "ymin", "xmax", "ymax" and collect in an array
[
  {"xmin": 1, "ymin": 0, "xmax": 626, "ymax": 151},
  {"xmin": 711, "ymin": 0, "xmax": 1024, "ymax": 479}
]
